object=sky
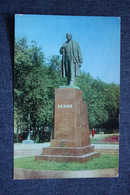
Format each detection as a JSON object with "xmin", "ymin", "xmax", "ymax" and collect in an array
[{"xmin": 15, "ymin": 15, "xmax": 120, "ymax": 84}]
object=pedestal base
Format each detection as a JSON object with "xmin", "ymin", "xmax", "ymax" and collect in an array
[
  {"xmin": 35, "ymin": 145, "xmax": 100, "ymax": 163},
  {"xmin": 35, "ymin": 88, "xmax": 100, "ymax": 163}
]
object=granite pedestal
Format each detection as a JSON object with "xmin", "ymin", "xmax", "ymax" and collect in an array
[{"xmin": 35, "ymin": 88, "xmax": 100, "ymax": 163}]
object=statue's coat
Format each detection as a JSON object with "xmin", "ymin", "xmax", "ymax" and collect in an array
[{"xmin": 60, "ymin": 40, "xmax": 83, "ymax": 78}]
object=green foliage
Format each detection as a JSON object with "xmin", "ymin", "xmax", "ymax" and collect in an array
[
  {"xmin": 14, "ymin": 38, "xmax": 54, "ymax": 141},
  {"xmin": 76, "ymin": 72, "xmax": 119, "ymax": 129},
  {"xmin": 13, "ymin": 133, "xmax": 18, "ymax": 143},
  {"xmin": 14, "ymin": 154, "xmax": 118, "ymax": 170}
]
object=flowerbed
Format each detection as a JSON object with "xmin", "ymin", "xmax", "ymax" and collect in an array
[
  {"xmin": 90, "ymin": 135, "xmax": 119, "ymax": 144},
  {"xmin": 101, "ymin": 135, "xmax": 119, "ymax": 143}
]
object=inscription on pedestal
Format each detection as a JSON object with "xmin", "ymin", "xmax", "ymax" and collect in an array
[{"xmin": 57, "ymin": 104, "xmax": 72, "ymax": 108}]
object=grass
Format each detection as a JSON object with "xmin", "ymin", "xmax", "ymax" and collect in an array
[{"xmin": 14, "ymin": 154, "xmax": 118, "ymax": 171}]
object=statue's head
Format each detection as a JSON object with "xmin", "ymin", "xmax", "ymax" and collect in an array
[{"xmin": 66, "ymin": 33, "xmax": 72, "ymax": 41}]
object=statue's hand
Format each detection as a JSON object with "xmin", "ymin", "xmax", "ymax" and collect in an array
[
  {"xmin": 62, "ymin": 43, "xmax": 66, "ymax": 48},
  {"xmin": 79, "ymin": 63, "xmax": 81, "ymax": 68},
  {"xmin": 60, "ymin": 43, "xmax": 66, "ymax": 54},
  {"xmin": 60, "ymin": 46, "xmax": 65, "ymax": 54}
]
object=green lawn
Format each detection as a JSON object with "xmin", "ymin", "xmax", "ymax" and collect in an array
[{"xmin": 14, "ymin": 154, "xmax": 118, "ymax": 171}]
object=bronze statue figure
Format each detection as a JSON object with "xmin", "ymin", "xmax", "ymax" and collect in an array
[{"xmin": 60, "ymin": 33, "xmax": 83, "ymax": 86}]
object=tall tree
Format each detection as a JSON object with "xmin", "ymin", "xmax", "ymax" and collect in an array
[{"xmin": 14, "ymin": 38, "xmax": 54, "ymax": 140}]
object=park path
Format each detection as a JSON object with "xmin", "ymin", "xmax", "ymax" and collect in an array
[
  {"xmin": 14, "ymin": 142, "xmax": 119, "ymax": 158},
  {"xmin": 14, "ymin": 143, "xmax": 50, "ymax": 158},
  {"xmin": 14, "ymin": 167, "xmax": 118, "ymax": 179}
]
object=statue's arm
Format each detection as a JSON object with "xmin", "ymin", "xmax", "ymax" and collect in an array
[{"xmin": 59, "ymin": 43, "xmax": 66, "ymax": 54}]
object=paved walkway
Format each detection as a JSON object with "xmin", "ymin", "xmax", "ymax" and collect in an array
[
  {"xmin": 14, "ymin": 168, "xmax": 118, "ymax": 179},
  {"xmin": 14, "ymin": 143, "xmax": 50, "ymax": 158},
  {"xmin": 14, "ymin": 143, "xmax": 119, "ymax": 158}
]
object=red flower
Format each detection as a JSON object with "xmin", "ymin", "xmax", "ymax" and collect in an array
[{"xmin": 101, "ymin": 136, "xmax": 119, "ymax": 143}]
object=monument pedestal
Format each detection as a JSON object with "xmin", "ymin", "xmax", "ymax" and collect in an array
[{"xmin": 35, "ymin": 88, "xmax": 100, "ymax": 163}]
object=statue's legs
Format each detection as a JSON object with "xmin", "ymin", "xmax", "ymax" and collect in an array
[
  {"xmin": 66, "ymin": 56, "xmax": 75, "ymax": 86},
  {"xmin": 66, "ymin": 56, "xmax": 71, "ymax": 85},
  {"xmin": 70, "ymin": 60, "xmax": 75, "ymax": 86}
]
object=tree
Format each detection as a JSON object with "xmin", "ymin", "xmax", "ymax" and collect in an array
[
  {"xmin": 76, "ymin": 72, "xmax": 119, "ymax": 131},
  {"xmin": 14, "ymin": 38, "xmax": 54, "ymax": 141},
  {"xmin": 103, "ymin": 83, "xmax": 120, "ymax": 130}
]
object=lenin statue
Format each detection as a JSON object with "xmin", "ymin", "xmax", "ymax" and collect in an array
[{"xmin": 60, "ymin": 33, "xmax": 83, "ymax": 86}]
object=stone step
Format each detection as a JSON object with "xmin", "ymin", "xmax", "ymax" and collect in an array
[
  {"xmin": 35, "ymin": 152, "xmax": 100, "ymax": 163},
  {"xmin": 42, "ymin": 145, "xmax": 94, "ymax": 156}
]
